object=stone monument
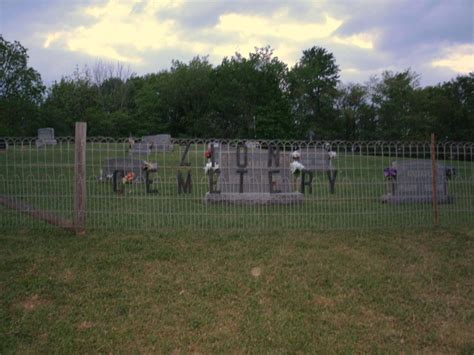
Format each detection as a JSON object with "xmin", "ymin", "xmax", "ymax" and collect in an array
[
  {"xmin": 142, "ymin": 134, "xmax": 173, "ymax": 152},
  {"xmin": 36, "ymin": 128, "xmax": 57, "ymax": 148},
  {"xmin": 381, "ymin": 160, "xmax": 454, "ymax": 204},
  {"xmin": 100, "ymin": 157, "xmax": 147, "ymax": 183},
  {"xmin": 204, "ymin": 143, "xmax": 303, "ymax": 204}
]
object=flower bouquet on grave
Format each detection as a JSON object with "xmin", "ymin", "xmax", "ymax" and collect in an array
[
  {"xmin": 203, "ymin": 149, "xmax": 220, "ymax": 175},
  {"xmin": 290, "ymin": 151, "xmax": 305, "ymax": 192},
  {"xmin": 383, "ymin": 167, "xmax": 397, "ymax": 194},
  {"xmin": 122, "ymin": 171, "xmax": 135, "ymax": 184},
  {"xmin": 204, "ymin": 161, "xmax": 220, "ymax": 174}
]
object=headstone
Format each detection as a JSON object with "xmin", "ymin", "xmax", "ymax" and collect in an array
[
  {"xmin": 142, "ymin": 134, "xmax": 173, "ymax": 152},
  {"xmin": 0, "ymin": 138, "xmax": 8, "ymax": 151},
  {"xmin": 382, "ymin": 160, "xmax": 454, "ymax": 204},
  {"xmin": 36, "ymin": 128, "xmax": 57, "ymax": 148},
  {"xmin": 129, "ymin": 142, "xmax": 151, "ymax": 156},
  {"xmin": 204, "ymin": 144, "xmax": 303, "ymax": 205},
  {"xmin": 299, "ymin": 148, "xmax": 333, "ymax": 172},
  {"xmin": 100, "ymin": 157, "xmax": 148, "ymax": 183}
]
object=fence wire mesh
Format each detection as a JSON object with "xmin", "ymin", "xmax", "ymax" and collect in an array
[{"xmin": 0, "ymin": 137, "xmax": 473, "ymax": 231}]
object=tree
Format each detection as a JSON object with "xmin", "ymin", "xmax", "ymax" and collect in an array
[
  {"xmin": 288, "ymin": 46, "xmax": 340, "ymax": 138},
  {"xmin": 41, "ymin": 67, "xmax": 98, "ymax": 135},
  {"xmin": 422, "ymin": 73, "xmax": 474, "ymax": 141},
  {"xmin": 0, "ymin": 35, "xmax": 45, "ymax": 135},
  {"xmin": 369, "ymin": 69, "xmax": 421, "ymax": 140},
  {"xmin": 336, "ymin": 83, "xmax": 375, "ymax": 140},
  {"xmin": 210, "ymin": 47, "xmax": 293, "ymax": 138}
]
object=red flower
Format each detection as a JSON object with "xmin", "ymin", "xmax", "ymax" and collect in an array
[
  {"xmin": 204, "ymin": 149, "xmax": 212, "ymax": 159},
  {"xmin": 122, "ymin": 172, "xmax": 135, "ymax": 183}
]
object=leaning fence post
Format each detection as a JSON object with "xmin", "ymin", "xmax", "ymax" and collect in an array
[
  {"xmin": 430, "ymin": 133, "xmax": 439, "ymax": 226},
  {"xmin": 74, "ymin": 122, "xmax": 87, "ymax": 234}
]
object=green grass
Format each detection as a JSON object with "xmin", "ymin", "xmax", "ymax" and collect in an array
[
  {"xmin": 1, "ymin": 142, "xmax": 473, "ymax": 230},
  {"xmin": 1, "ymin": 228, "xmax": 473, "ymax": 352}
]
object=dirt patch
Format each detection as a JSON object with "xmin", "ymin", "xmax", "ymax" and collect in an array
[
  {"xmin": 314, "ymin": 295, "xmax": 337, "ymax": 307},
  {"xmin": 63, "ymin": 269, "xmax": 75, "ymax": 282},
  {"xmin": 78, "ymin": 321, "xmax": 94, "ymax": 330},
  {"xmin": 251, "ymin": 267, "xmax": 262, "ymax": 277},
  {"xmin": 20, "ymin": 294, "xmax": 45, "ymax": 310}
]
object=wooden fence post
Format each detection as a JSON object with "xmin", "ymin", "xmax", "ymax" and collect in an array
[
  {"xmin": 74, "ymin": 122, "xmax": 87, "ymax": 234},
  {"xmin": 431, "ymin": 133, "xmax": 439, "ymax": 226}
]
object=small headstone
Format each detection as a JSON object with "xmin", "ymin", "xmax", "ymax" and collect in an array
[
  {"xmin": 299, "ymin": 148, "xmax": 333, "ymax": 172},
  {"xmin": 100, "ymin": 157, "xmax": 148, "ymax": 183},
  {"xmin": 142, "ymin": 134, "xmax": 173, "ymax": 152},
  {"xmin": 129, "ymin": 142, "xmax": 151, "ymax": 156},
  {"xmin": 36, "ymin": 128, "xmax": 57, "ymax": 148},
  {"xmin": 382, "ymin": 160, "xmax": 453, "ymax": 204},
  {"xmin": 0, "ymin": 138, "xmax": 8, "ymax": 151}
]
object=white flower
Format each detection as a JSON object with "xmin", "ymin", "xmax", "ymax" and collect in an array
[
  {"xmin": 328, "ymin": 151, "xmax": 337, "ymax": 159},
  {"xmin": 290, "ymin": 161, "xmax": 305, "ymax": 174},
  {"xmin": 291, "ymin": 150, "xmax": 301, "ymax": 159},
  {"xmin": 204, "ymin": 162, "xmax": 220, "ymax": 174}
]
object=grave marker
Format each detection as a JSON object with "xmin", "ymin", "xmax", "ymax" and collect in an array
[
  {"xmin": 100, "ymin": 157, "xmax": 148, "ymax": 183},
  {"xmin": 36, "ymin": 128, "xmax": 57, "ymax": 148},
  {"xmin": 142, "ymin": 134, "xmax": 173, "ymax": 152},
  {"xmin": 204, "ymin": 144, "xmax": 303, "ymax": 204},
  {"xmin": 382, "ymin": 160, "xmax": 453, "ymax": 203}
]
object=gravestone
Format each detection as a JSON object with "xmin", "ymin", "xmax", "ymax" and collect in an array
[
  {"xmin": 142, "ymin": 134, "xmax": 173, "ymax": 152},
  {"xmin": 129, "ymin": 142, "xmax": 151, "ymax": 156},
  {"xmin": 382, "ymin": 160, "xmax": 453, "ymax": 204},
  {"xmin": 299, "ymin": 148, "xmax": 333, "ymax": 172},
  {"xmin": 204, "ymin": 144, "xmax": 303, "ymax": 204},
  {"xmin": 35, "ymin": 128, "xmax": 57, "ymax": 148},
  {"xmin": 100, "ymin": 157, "xmax": 147, "ymax": 183},
  {"xmin": 0, "ymin": 138, "xmax": 8, "ymax": 151}
]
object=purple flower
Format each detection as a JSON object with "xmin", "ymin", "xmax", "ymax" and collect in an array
[{"xmin": 384, "ymin": 167, "xmax": 397, "ymax": 178}]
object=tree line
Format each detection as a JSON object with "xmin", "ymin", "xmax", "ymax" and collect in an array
[{"xmin": 1, "ymin": 35, "xmax": 473, "ymax": 141}]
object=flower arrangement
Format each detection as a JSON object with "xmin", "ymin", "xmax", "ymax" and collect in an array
[
  {"xmin": 204, "ymin": 161, "xmax": 220, "ymax": 174},
  {"xmin": 122, "ymin": 171, "xmax": 135, "ymax": 184},
  {"xmin": 290, "ymin": 161, "xmax": 305, "ymax": 176},
  {"xmin": 290, "ymin": 150, "xmax": 305, "ymax": 176},
  {"xmin": 204, "ymin": 149, "xmax": 219, "ymax": 174},
  {"xmin": 383, "ymin": 167, "xmax": 397, "ymax": 179},
  {"xmin": 142, "ymin": 160, "xmax": 157, "ymax": 172}
]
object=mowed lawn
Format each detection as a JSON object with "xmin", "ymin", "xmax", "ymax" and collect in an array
[{"xmin": 1, "ymin": 227, "xmax": 473, "ymax": 353}]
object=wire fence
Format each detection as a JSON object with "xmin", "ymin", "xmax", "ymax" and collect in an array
[{"xmin": 0, "ymin": 135, "xmax": 473, "ymax": 232}]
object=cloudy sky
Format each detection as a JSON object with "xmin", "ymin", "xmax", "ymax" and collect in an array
[{"xmin": 1, "ymin": 0, "xmax": 473, "ymax": 86}]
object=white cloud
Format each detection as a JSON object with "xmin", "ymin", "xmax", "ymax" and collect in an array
[
  {"xmin": 43, "ymin": 0, "xmax": 184, "ymax": 63},
  {"xmin": 432, "ymin": 44, "xmax": 474, "ymax": 73},
  {"xmin": 42, "ymin": 0, "xmax": 348, "ymax": 66},
  {"xmin": 333, "ymin": 32, "xmax": 376, "ymax": 49}
]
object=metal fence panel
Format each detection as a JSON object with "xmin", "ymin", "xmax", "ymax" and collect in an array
[{"xmin": 0, "ymin": 137, "xmax": 472, "ymax": 231}]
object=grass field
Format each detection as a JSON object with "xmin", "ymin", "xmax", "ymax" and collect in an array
[
  {"xmin": 1, "ymin": 227, "xmax": 473, "ymax": 353},
  {"xmin": 1, "ymin": 140, "xmax": 473, "ymax": 231}
]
